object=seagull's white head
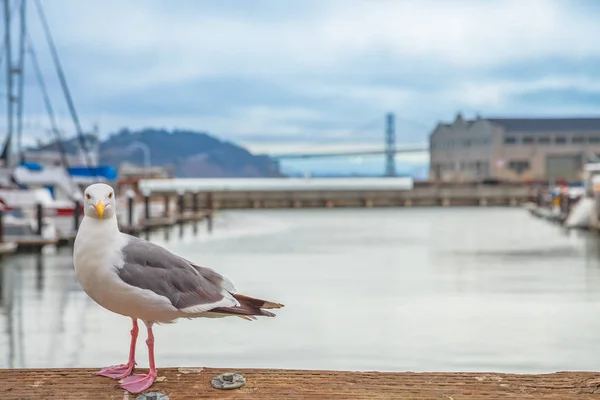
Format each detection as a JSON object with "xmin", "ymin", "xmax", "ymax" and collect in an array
[{"xmin": 83, "ymin": 183, "xmax": 117, "ymax": 220}]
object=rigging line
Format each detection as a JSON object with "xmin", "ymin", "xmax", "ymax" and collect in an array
[
  {"xmin": 27, "ymin": 34, "xmax": 79, "ymax": 197},
  {"xmin": 32, "ymin": 0, "xmax": 96, "ymax": 176},
  {"xmin": 27, "ymin": 36, "xmax": 70, "ymax": 167}
]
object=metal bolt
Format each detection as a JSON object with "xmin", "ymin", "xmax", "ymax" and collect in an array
[
  {"xmin": 136, "ymin": 392, "xmax": 169, "ymax": 400},
  {"xmin": 211, "ymin": 372, "xmax": 246, "ymax": 390}
]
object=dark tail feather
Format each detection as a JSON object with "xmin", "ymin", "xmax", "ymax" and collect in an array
[
  {"xmin": 232, "ymin": 293, "xmax": 284, "ymax": 309},
  {"xmin": 212, "ymin": 293, "xmax": 284, "ymax": 319}
]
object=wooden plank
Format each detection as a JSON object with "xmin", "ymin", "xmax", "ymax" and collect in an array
[{"xmin": 2, "ymin": 368, "xmax": 600, "ymax": 399}]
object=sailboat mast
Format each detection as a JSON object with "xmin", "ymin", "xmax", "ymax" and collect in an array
[
  {"xmin": 4, "ymin": 0, "xmax": 13, "ymax": 167},
  {"xmin": 16, "ymin": 0, "xmax": 26, "ymax": 162}
]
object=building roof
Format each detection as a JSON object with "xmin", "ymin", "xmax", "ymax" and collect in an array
[{"xmin": 486, "ymin": 117, "xmax": 600, "ymax": 133}]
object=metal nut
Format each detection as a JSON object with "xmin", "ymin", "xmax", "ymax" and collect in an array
[
  {"xmin": 211, "ymin": 373, "xmax": 246, "ymax": 390},
  {"xmin": 136, "ymin": 392, "xmax": 169, "ymax": 400}
]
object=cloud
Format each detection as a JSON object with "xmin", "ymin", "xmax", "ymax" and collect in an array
[
  {"xmin": 13, "ymin": 0, "xmax": 600, "ymax": 155},
  {"xmin": 42, "ymin": 0, "xmax": 600, "ymax": 77}
]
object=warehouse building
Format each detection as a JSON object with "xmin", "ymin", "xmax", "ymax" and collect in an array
[{"xmin": 429, "ymin": 114, "xmax": 600, "ymax": 183}]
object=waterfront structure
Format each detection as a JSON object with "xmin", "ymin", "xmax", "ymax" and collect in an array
[
  {"xmin": 137, "ymin": 177, "xmax": 530, "ymax": 209},
  {"xmin": 429, "ymin": 114, "xmax": 600, "ymax": 183}
]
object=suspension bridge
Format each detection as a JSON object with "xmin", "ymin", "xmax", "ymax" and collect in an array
[{"xmin": 263, "ymin": 113, "xmax": 431, "ymax": 177}]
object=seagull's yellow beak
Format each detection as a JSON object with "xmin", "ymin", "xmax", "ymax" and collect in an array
[{"xmin": 95, "ymin": 200, "xmax": 105, "ymax": 220}]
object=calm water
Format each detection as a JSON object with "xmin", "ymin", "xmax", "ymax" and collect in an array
[{"xmin": 2, "ymin": 208, "xmax": 600, "ymax": 373}]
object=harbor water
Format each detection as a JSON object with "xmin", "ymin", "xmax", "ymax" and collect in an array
[{"xmin": 1, "ymin": 207, "xmax": 600, "ymax": 373}]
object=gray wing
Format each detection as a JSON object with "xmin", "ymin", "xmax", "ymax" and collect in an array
[{"xmin": 117, "ymin": 233, "xmax": 237, "ymax": 313}]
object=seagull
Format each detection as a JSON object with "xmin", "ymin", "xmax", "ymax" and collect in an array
[{"xmin": 73, "ymin": 183, "xmax": 284, "ymax": 394}]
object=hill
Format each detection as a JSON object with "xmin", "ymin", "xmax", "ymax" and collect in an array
[{"xmin": 31, "ymin": 128, "xmax": 282, "ymax": 178}]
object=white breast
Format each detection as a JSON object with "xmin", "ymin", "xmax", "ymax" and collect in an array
[
  {"xmin": 74, "ymin": 218, "xmax": 127, "ymax": 306},
  {"xmin": 73, "ymin": 217, "xmax": 180, "ymax": 322}
]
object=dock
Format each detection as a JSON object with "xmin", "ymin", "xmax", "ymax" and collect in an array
[
  {"xmin": 137, "ymin": 179, "xmax": 536, "ymax": 210},
  {"xmin": 2, "ymin": 368, "xmax": 600, "ymax": 399},
  {"xmin": 119, "ymin": 211, "xmax": 210, "ymax": 235}
]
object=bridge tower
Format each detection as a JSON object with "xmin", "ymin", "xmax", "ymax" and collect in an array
[{"xmin": 385, "ymin": 112, "xmax": 396, "ymax": 177}]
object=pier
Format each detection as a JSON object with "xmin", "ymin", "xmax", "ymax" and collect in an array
[
  {"xmin": 119, "ymin": 191, "xmax": 211, "ymax": 235},
  {"xmin": 0, "ymin": 179, "xmax": 541, "ymax": 252},
  {"xmin": 137, "ymin": 178, "xmax": 534, "ymax": 210},
  {"xmin": 2, "ymin": 368, "xmax": 600, "ymax": 399}
]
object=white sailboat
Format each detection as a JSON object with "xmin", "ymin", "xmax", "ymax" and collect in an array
[{"xmin": 0, "ymin": 0, "xmax": 123, "ymax": 240}]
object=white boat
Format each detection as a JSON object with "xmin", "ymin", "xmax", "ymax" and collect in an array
[
  {"xmin": 2, "ymin": 207, "xmax": 58, "ymax": 245},
  {"xmin": 0, "ymin": 160, "xmax": 117, "ymax": 239},
  {"xmin": 0, "ymin": 164, "xmax": 83, "ymax": 240},
  {"xmin": 564, "ymin": 163, "xmax": 600, "ymax": 229},
  {"xmin": 564, "ymin": 197, "xmax": 594, "ymax": 229},
  {"xmin": 0, "ymin": 160, "xmax": 171, "ymax": 233}
]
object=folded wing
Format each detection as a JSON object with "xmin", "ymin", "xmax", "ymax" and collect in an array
[{"xmin": 117, "ymin": 234, "xmax": 283, "ymax": 319}]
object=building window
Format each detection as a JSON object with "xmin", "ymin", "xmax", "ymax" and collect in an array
[
  {"xmin": 474, "ymin": 161, "xmax": 489, "ymax": 177},
  {"xmin": 590, "ymin": 136, "xmax": 600, "ymax": 144},
  {"xmin": 508, "ymin": 160, "xmax": 530, "ymax": 175},
  {"xmin": 522, "ymin": 137, "xmax": 534, "ymax": 144},
  {"xmin": 504, "ymin": 136, "xmax": 516, "ymax": 144},
  {"xmin": 572, "ymin": 136, "xmax": 585, "ymax": 144},
  {"xmin": 555, "ymin": 136, "xmax": 567, "ymax": 144},
  {"xmin": 463, "ymin": 139, "xmax": 471, "ymax": 147},
  {"xmin": 538, "ymin": 137, "xmax": 550, "ymax": 144}
]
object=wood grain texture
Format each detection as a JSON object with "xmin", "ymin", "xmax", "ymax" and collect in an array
[{"xmin": 2, "ymin": 368, "xmax": 600, "ymax": 399}]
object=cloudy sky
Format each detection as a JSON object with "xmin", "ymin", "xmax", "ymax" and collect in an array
[{"xmin": 12, "ymin": 0, "xmax": 600, "ymax": 158}]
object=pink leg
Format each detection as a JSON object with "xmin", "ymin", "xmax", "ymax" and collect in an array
[
  {"xmin": 118, "ymin": 322, "xmax": 158, "ymax": 394},
  {"xmin": 96, "ymin": 318, "xmax": 138, "ymax": 379}
]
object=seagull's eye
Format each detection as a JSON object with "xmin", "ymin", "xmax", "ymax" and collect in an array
[
  {"xmin": 108, "ymin": 192, "xmax": 113, "ymax": 199},
  {"xmin": 85, "ymin": 193, "xmax": 91, "ymax": 200}
]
